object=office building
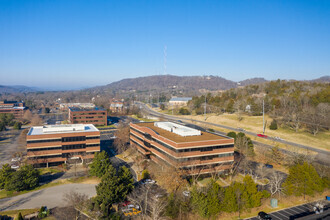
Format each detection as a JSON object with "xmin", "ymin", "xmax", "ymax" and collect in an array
[
  {"xmin": 0, "ymin": 101, "xmax": 26, "ymax": 118},
  {"xmin": 68, "ymin": 107, "xmax": 107, "ymax": 126},
  {"xmin": 130, "ymin": 121, "xmax": 234, "ymax": 175},
  {"xmin": 26, "ymin": 124, "xmax": 100, "ymax": 167}
]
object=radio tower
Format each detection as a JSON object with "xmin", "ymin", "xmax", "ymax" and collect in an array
[{"xmin": 164, "ymin": 45, "xmax": 167, "ymax": 75}]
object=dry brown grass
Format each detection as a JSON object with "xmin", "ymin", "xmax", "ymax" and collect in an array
[{"xmin": 179, "ymin": 113, "xmax": 330, "ymax": 151}]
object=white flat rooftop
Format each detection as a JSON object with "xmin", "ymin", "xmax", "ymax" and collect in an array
[
  {"xmin": 28, "ymin": 124, "xmax": 99, "ymax": 136},
  {"xmin": 154, "ymin": 121, "xmax": 201, "ymax": 137}
]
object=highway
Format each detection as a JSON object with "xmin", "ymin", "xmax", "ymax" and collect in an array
[{"xmin": 136, "ymin": 102, "xmax": 330, "ymax": 166}]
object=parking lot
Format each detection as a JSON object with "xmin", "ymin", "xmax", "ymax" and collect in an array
[{"xmin": 245, "ymin": 201, "xmax": 329, "ymax": 220}]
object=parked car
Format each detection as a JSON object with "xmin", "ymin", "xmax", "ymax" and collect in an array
[
  {"xmin": 258, "ymin": 211, "xmax": 272, "ymax": 220},
  {"xmin": 237, "ymin": 127, "xmax": 245, "ymax": 131},
  {"xmin": 11, "ymin": 165, "xmax": 19, "ymax": 169},
  {"xmin": 11, "ymin": 157, "xmax": 21, "ymax": 162},
  {"xmin": 265, "ymin": 164, "xmax": 273, "ymax": 168},
  {"xmin": 142, "ymin": 179, "xmax": 156, "ymax": 184},
  {"xmin": 274, "ymin": 136, "xmax": 283, "ymax": 141},
  {"xmin": 257, "ymin": 134, "xmax": 268, "ymax": 138}
]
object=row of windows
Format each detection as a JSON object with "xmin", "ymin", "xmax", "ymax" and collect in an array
[
  {"xmin": 30, "ymin": 154, "xmax": 62, "ymax": 159},
  {"xmin": 27, "ymin": 138, "xmax": 61, "ymax": 144},
  {"xmin": 27, "ymin": 146, "xmax": 62, "ymax": 152},
  {"xmin": 72, "ymin": 112, "xmax": 106, "ymax": 115},
  {"xmin": 27, "ymin": 144, "xmax": 99, "ymax": 152},
  {"xmin": 63, "ymin": 144, "xmax": 86, "ymax": 150},
  {"xmin": 181, "ymin": 161, "xmax": 233, "ymax": 170}
]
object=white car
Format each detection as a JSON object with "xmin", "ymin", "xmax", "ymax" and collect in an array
[
  {"xmin": 11, "ymin": 157, "xmax": 21, "ymax": 162},
  {"xmin": 143, "ymin": 179, "xmax": 156, "ymax": 184},
  {"xmin": 11, "ymin": 165, "xmax": 19, "ymax": 169}
]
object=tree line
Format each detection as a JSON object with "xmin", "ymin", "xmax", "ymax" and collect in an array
[{"xmin": 187, "ymin": 80, "xmax": 330, "ymax": 135}]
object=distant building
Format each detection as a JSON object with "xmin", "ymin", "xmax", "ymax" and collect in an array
[
  {"xmin": 130, "ymin": 121, "xmax": 234, "ymax": 175},
  {"xmin": 110, "ymin": 99, "xmax": 124, "ymax": 113},
  {"xmin": 169, "ymin": 97, "xmax": 192, "ymax": 106},
  {"xmin": 0, "ymin": 101, "xmax": 27, "ymax": 118},
  {"xmin": 59, "ymin": 103, "xmax": 95, "ymax": 110},
  {"xmin": 26, "ymin": 124, "xmax": 100, "ymax": 167},
  {"xmin": 68, "ymin": 107, "xmax": 107, "ymax": 126}
]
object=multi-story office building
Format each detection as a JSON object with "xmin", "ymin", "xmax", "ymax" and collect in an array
[
  {"xmin": 68, "ymin": 107, "xmax": 107, "ymax": 126},
  {"xmin": 130, "ymin": 121, "xmax": 234, "ymax": 175},
  {"xmin": 26, "ymin": 124, "xmax": 100, "ymax": 167},
  {"xmin": 0, "ymin": 101, "xmax": 26, "ymax": 118}
]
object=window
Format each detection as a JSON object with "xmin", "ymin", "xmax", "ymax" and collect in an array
[{"xmin": 62, "ymin": 136, "xmax": 86, "ymax": 142}]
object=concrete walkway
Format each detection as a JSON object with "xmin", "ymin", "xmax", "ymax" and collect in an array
[{"xmin": 0, "ymin": 183, "xmax": 96, "ymax": 211}]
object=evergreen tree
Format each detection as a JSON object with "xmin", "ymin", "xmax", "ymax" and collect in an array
[
  {"xmin": 5, "ymin": 165, "xmax": 39, "ymax": 191},
  {"xmin": 283, "ymin": 162, "xmax": 325, "ymax": 198},
  {"xmin": 269, "ymin": 120, "xmax": 278, "ymax": 130},
  {"xmin": 16, "ymin": 212, "xmax": 23, "ymax": 220},
  {"xmin": 94, "ymin": 165, "xmax": 134, "ymax": 216},
  {"xmin": 0, "ymin": 164, "xmax": 15, "ymax": 189},
  {"xmin": 165, "ymin": 193, "xmax": 179, "ymax": 219},
  {"xmin": 13, "ymin": 122, "xmax": 22, "ymax": 130},
  {"xmin": 89, "ymin": 151, "xmax": 111, "ymax": 178}
]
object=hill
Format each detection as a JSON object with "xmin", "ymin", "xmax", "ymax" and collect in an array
[
  {"xmin": 92, "ymin": 75, "xmax": 238, "ymax": 95},
  {"xmin": 0, "ymin": 85, "xmax": 38, "ymax": 94}
]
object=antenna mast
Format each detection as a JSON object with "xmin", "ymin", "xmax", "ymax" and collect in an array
[{"xmin": 164, "ymin": 45, "xmax": 167, "ymax": 75}]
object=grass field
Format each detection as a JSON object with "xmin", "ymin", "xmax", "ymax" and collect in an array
[{"xmin": 177, "ymin": 113, "xmax": 330, "ymax": 151}]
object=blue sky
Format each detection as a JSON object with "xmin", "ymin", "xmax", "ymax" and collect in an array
[{"xmin": 0, "ymin": 0, "xmax": 329, "ymax": 90}]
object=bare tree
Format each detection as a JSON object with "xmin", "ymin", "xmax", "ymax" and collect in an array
[
  {"xmin": 63, "ymin": 190, "xmax": 89, "ymax": 220},
  {"xmin": 268, "ymin": 170, "xmax": 285, "ymax": 197},
  {"xmin": 128, "ymin": 184, "xmax": 167, "ymax": 220},
  {"xmin": 113, "ymin": 122, "xmax": 130, "ymax": 153}
]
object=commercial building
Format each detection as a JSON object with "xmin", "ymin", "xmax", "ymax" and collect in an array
[
  {"xmin": 68, "ymin": 107, "xmax": 107, "ymax": 126},
  {"xmin": 130, "ymin": 121, "xmax": 234, "ymax": 175},
  {"xmin": 0, "ymin": 101, "xmax": 26, "ymax": 118},
  {"xmin": 59, "ymin": 103, "xmax": 95, "ymax": 110},
  {"xmin": 26, "ymin": 124, "xmax": 100, "ymax": 167},
  {"xmin": 169, "ymin": 97, "xmax": 192, "ymax": 106},
  {"xmin": 110, "ymin": 99, "xmax": 124, "ymax": 113}
]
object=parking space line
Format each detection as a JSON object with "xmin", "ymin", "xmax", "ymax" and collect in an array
[
  {"xmin": 268, "ymin": 213, "xmax": 281, "ymax": 220},
  {"xmin": 285, "ymin": 207, "xmax": 300, "ymax": 215},
  {"xmin": 292, "ymin": 206, "xmax": 306, "ymax": 213},
  {"xmin": 272, "ymin": 212, "xmax": 288, "ymax": 220},
  {"xmin": 295, "ymin": 205, "xmax": 309, "ymax": 212},
  {"xmin": 281, "ymin": 209, "xmax": 295, "ymax": 217}
]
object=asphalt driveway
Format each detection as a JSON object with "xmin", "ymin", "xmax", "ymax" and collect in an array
[{"xmin": 0, "ymin": 183, "xmax": 96, "ymax": 211}]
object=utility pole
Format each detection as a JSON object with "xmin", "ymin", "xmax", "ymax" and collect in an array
[
  {"xmin": 204, "ymin": 94, "xmax": 207, "ymax": 121},
  {"xmin": 263, "ymin": 99, "xmax": 265, "ymax": 135}
]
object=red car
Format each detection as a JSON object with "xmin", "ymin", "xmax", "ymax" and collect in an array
[{"xmin": 257, "ymin": 134, "xmax": 268, "ymax": 138}]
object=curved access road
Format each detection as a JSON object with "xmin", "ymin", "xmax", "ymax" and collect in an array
[
  {"xmin": 136, "ymin": 102, "xmax": 330, "ymax": 166},
  {"xmin": 0, "ymin": 183, "xmax": 96, "ymax": 211}
]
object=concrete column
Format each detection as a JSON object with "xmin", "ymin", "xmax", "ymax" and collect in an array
[{"xmin": 47, "ymin": 162, "xmax": 48, "ymax": 168}]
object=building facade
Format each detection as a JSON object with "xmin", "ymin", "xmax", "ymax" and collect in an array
[
  {"xmin": 59, "ymin": 103, "xmax": 95, "ymax": 110},
  {"xmin": 26, "ymin": 124, "xmax": 100, "ymax": 167},
  {"xmin": 68, "ymin": 107, "xmax": 107, "ymax": 126},
  {"xmin": 169, "ymin": 97, "xmax": 192, "ymax": 106},
  {"xmin": 130, "ymin": 122, "xmax": 234, "ymax": 175},
  {"xmin": 0, "ymin": 101, "xmax": 26, "ymax": 118},
  {"xmin": 110, "ymin": 99, "xmax": 124, "ymax": 113}
]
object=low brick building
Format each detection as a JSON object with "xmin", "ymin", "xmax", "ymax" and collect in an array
[
  {"xmin": 130, "ymin": 121, "xmax": 234, "ymax": 175},
  {"xmin": 0, "ymin": 101, "xmax": 26, "ymax": 118},
  {"xmin": 26, "ymin": 124, "xmax": 100, "ymax": 167},
  {"xmin": 69, "ymin": 107, "xmax": 107, "ymax": 126}
]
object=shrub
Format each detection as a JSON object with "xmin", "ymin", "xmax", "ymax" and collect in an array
[
  {"xmin": 269, "ymin": 120, "xmax": 278, "ymax": 130},
  {"xmin": 141, "ymin": 169, "xmax": 150, "ymax": 180}
]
